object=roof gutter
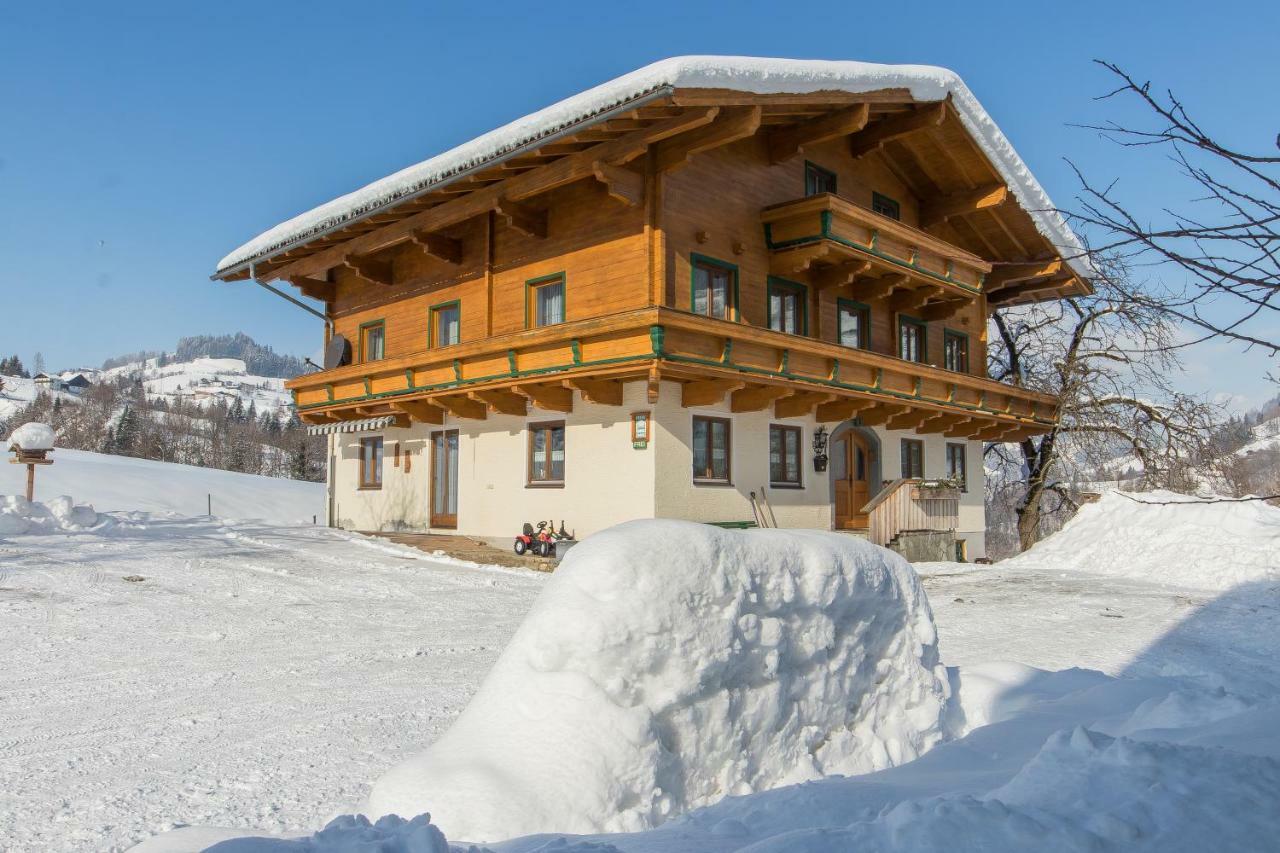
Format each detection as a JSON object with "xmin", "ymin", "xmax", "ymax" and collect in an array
[{"xmin": 213, "ymin": 85, "xmax": 676, "ymax": 281}]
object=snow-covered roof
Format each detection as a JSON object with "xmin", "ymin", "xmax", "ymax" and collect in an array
[
  {"xmin": 8, "ymin": 422, "xmax": 56, "ymax": 452},
  {"xmin": 217, "ymin": 56, "xmax": 1091, "ymax": 279}
]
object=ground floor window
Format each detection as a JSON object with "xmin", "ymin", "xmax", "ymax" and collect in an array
[
  {"xmin": 901, "ymin": 438, "xmax": 924, "ymax": 479},
  {"xmin": 769, "ymin": 424, "xmax": 803, "ymax": 487},
  {"xmin": 527, "ymin": 421, "xmax": 565, "ymax": 486},
  {"xmin": 693, "ymin": 415, "xmax": 731, "ymax": 483},
  {"xmin": 359, "ymin": 436, "xmax": 384, "ymax": 489},
  {"xmin": 946, "ymin": 441, "xmax": 968, "ymax": 491}
]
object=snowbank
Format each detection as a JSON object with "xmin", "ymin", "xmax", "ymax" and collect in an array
[
  {"xmin": 0, "ymin": 494, "xmax": 101, "ymax": 535},
  {"xmin": 1002, "ymin": 490, "xmax": 1280, "ymax": 592},
  {"xmin": 367, "ymin": 520, "xmax": 950, "ymax": 841},
  {"xmin": 6, "ymin": 421, "xmax": 56, "ymax": 451}
]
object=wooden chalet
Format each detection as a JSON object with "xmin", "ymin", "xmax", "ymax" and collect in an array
[{"xmin": 214, "ymin": 57, "xmax": 1090, "ymax": 558}]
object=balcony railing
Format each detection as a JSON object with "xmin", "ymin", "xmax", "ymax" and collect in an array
[
  {"xmin": 862, "ymin": 478, "xmax": 961, "ymax": 547},
  {"xmin": 761, "ymin": 193, "xmax": 991, "ymax": 299}
]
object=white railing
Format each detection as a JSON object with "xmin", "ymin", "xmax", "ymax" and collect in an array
[{"xmin": 864, "ymin": 478, "xmax": 960, "ymax": 547}]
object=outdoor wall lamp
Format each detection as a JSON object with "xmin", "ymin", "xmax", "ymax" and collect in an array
[{"xmin": 812, "ymin": 425, "xmax": 829, "ymax": 473}]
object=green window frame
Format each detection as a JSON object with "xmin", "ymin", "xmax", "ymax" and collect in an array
[
  {"xmin": 804, "ymin": 161, "xmax": 837, "ymax": 196},
  {"xmin": 429, "ymin": 300, "xmax": 461, "ymax": 348},
  {"xmin": 872, "ymin": 191, "xmax": 901, "ymax": 221},
  {"xmin": 901, "ymin": 438, "xmax": 924, "ymax": 479},
  {"xmin": 898, "ymin": 314, "xmax": 927, "ymax": 363},
  {"xmin": 526, "ymin": 272, "xmax": 566, "ymax": 329},
  {"xmin": 358, "ymin": 320, "xmax": 386, "ymax": 363},
  {"xmin": 769, "ymin": 424, "xmax": 803, "ymax": 488},
  {"xmin": 837, "ymin": 298, "xmax": 871, "ymax": 349},
  {"xmin": 690, "ymin": 254, "xmax": 739, "ymax": 321},
  {"xmin": 943, "ymin": 329, "xmax": 970, "ymax": 372},
  {"xmin": 767, "ymin": 277, "xmax": 808, "ymax": 336},
  {"xmin": 946, "ymin": 442, "xmax": 968, "ymax": 492},
  {"xmin": 692, "ymin": 415, "xmax": 732, "ymax": 484}
]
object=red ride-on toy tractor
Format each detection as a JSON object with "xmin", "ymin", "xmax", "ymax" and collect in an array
[{"xmin": 514, "ymin": 521, "xmax": 556, "ymax": 557}]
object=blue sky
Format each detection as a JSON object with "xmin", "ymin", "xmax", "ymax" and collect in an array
[{"xmin": 2, "ymin": 0, "xmax": 1276, "ymax": 409}]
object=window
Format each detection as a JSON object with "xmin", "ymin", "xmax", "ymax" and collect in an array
[
  {"xmin": 359, "ymin": 321, "xmax": 385, "ymax": 362},
  {"xmin": 527, "ymin": 421, "xmax": 565, "ymax": 486},
  {"xmin": 769, "ymin": 425, "xmax": 803, "ymax": 487},
  {"xmin": 872, "ymin": 192, "xmax": 901, "ymax": 220},
  {"xmin": 946, "ymin": 442, "xmax": 968, "ymax": 492},
  {"xmin": 767, "ymin": 278, "xmax": 807, "ymax": 335},
  {"xmin": 359, "ymin": 437, "xmax": 384, "ymax": 489},
  {"xmin": 692, "ymin": 416, "xmax": 731, "ymax": 483},
  {"xmin": 899, "ymin": 316, "xmax": 927, "ymax": 363},
  {"xmin": 431, "ymin": 301, "xmax": 460, "ymax": 347},
  {"xmin": 691, "ymin": 256, "xmax": 737, "ymax": 320},
  {"xmin": 943, "ymin": 330, "xmax": 969, "ymax": 372},
  {"xmin": 901, "ymin": 438, "xmax": 924, "ymax": 479},
  {"xmin": 804, "ymin": 162, "xmax": 837, "ymax": 196},
  {"xmin": 528, "ymin": 274, "xmax": 565, "ymax": 328},
  {"xmin": 837, "ymin": 299, "xmax": 870, "ymax": 349}
]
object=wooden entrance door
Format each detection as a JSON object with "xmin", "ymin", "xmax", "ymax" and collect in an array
[
  {"xmin": 833, "ymin": 431, "xmax": 873, "ymax": 529},
  {"xmin": 430, "ymin": 430, "xmax": 459, "ymax": 529}
]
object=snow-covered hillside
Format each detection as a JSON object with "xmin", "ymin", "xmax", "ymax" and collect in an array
[
  {"xmin": 0, "ymin": 448, "xmax": 322, "ymax": 522},
  {"xmin": 0, "ymin": 373, "xmax": 79, "ymax": 422},
  {"xmin": 99, "ymin": 356, "xmax": 294, "ymax": 415}
]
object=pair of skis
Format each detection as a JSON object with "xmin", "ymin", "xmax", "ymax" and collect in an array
[{"xmin": 749, "ymin": 487, "xmax": 778, "ymax": 528}]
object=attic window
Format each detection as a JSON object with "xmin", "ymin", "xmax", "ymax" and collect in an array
[{"xmin": 872, "ymin": 192, "xmax": 901, "ymax": 221}]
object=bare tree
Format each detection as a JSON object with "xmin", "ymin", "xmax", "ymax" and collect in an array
[
  {"xmin": 1067, "ymin": 62, "xmax": 1279, "ymax": 357},
  {"xmin": 987, "ymin": 254, "xmax": 1215, "ymax": 552}
]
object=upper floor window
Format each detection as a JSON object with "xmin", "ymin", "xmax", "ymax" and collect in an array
[
  {"xmin": 943, "ymin": 330, "xmax": 970, "ymax": 372},
  {"xmin": 692, "ymin": 415, "xmax": 731, "ymax": 484},
  {"xmin": 769, "ymin": 424, "xmax": 803, "ymax": 488},
  {"xmin": 528, "ymin": 274, "xmax": 565, "ymax": 328},
  {"xmin": 899, "ymin": 315, "xmax": 927, "ymax": 363},
  {"xmin": 946, "ymin": 442, "xmax": 968, "ymax": 492},
  {"xmin": 528, "ymin": 421, "xmax": 565, "ymax": 486},
  {"xmin": 767, "ymin": 278, "xmax": 807, "ymax": 335},
  {"xmin": 901, "ymin": 438, "xmax": 924, "ymax": 479},
  {"xmin": 359, "ymin": 436, "xmax": 384, "ymax": 489},
  {"xmin": 872, "ymin": 192, "xmax": 901, "ymax": 221},
  {"xmin": 431, "ymin": 301, "xmax": 460, "ymax": 348},
  {"xmin": 838, "ymin": 299, "xmax": 870, "ymax": 349},
  {"xmin": 691, "ymin": 256, "xmax": 736, "ymax": 321},
  {"xmin": 359, "ymin": 321, "xmax": 385, "ymax": 362},
  {"xmin": 805, "ymin": 162, "xmax": 837, "ymax": 196}
]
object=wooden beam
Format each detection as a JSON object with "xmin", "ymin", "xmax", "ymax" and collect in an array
[
  {"xmin": 814, "ymin": 397, "xmax": 877, "ymax": 422},
  {"xmin": 973, "ymin": 423, "xmax": 1023, "ymax": 442},
  {"xmin": 341, "ymin": 254, "xmax": 394, "ymax": 286},
  {"xmin": 259, "ymin": 108, "xmax": 719, "ymax": 283},
  {"xmin": 774, "ymin": 391, "xmax": 835, "ymax": 419},
  {"xmin": 889, "ymin": 286, "xmax": 940, "ymax": 313},
  {"xmin": 287, "ymin": 275, "xmax": 335, "ymax": 301},
  {"xmin": 984, "ymin": 259, "xmax": 1063, "ymax": 292},
  {"xmin": 988, "ymin": 275, "xmax": 1076, "ymax": 306},
  {"xmin": 920, "ymin": 184, "xmax": 1008, "ymax": 228},
  {"xmin": 468, "ymin": 389, "xmax": 527, "ymax": 416},
  {"xmin": 434, "ymin": 395, "xmax": 487, "ymax": 420},
  {"xmin": 299, "ymin": 411, "xmax": 339, "ymax": 424},
  {"xmin": 849, "ymin": 102, "xmax": 946, "ymax": 160},
  {"xmin": 681, "ymin": 379, "xmax": 744, "ymax": 408},
  {"xmin": 654, "ymin": 106, "xmax": 762, "ymax": 173},
  {"xmin": 563, "ymin": 378, "xmax": 624, "ymax": 406},
  {"xmin": 514, "ymin": 383, "xmax": 573, "ymax": 413},
  {"xmin": 885, "ymin": 408, "xmax": 937, "ymax": 430},
  {"xmin": 391, "ymin": 399, "xmax": 445, "ymax": 425},
  {"xmin": 494, "ymin": 198, "xmax": 547, "ymax": 239},
  {"xmin": 812, "ymin": 260, "xmax": 871, "ymax": 290},
  {"xmin": 858, "ymin": 273, "xmax": 908, "ymax": 303},
  {"xmin": 942, "ymin": 418, "xmax": 982, "ymax": 438},
  {"xmin": 857, "ymin": 404, "xmax": 911, "ymax": 426},
  {"xmin": 591, "ymin": 161, "xmax": 644, "ymax": 206},
  {"xmin": 770, "ymin": 244, "xmax": 832, "ymax": 277},
  {"xmin": 767, "ymin": 103, "xmax": 870, "ymax": 164},
  {"xmin": 917, "ymin": 414, "xmax": 974, "ymax": 434},
  {"xmin": 729, "ymin": 384, "xmax": 790, "ymax": 412},
  {"xmin": 920, "ymin": 299, "xmax": 967, "ymax": 322},
  {"xmin": 408, "ymin": 229, "xmax": 462, "ymax": 265}
]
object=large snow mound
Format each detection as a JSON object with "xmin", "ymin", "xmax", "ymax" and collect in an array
[
  {"xmin": 1002, "ymin": 490, "xmax": 1280, "ymax": 592},
  {"xmin": 6, "ymin": 421, "xmax": 56, "ymax": 451},
  {"xmin": 0, "ymin": 494, "xmax": 101, "ymax": 536},
  {"xmin": 218, "ymin": 56, "xmax": 1087, "ymax": 278},
  {"xmin": 367, "ymin": 520, "xmax": 950, "ymax": 842}
]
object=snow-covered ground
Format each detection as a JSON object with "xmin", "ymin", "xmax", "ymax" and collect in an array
[
  {"xmin": 0, "ymin": 448, "xmax": 322, "ymax": 523},
  {"xmin": 2, "ymin": 480, "xmax": 1278, "ymax": 852}
]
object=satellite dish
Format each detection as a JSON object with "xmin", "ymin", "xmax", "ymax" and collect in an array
[{"xmin": 323, "ymin": 334, "xmax": 352, "ymax": 370}]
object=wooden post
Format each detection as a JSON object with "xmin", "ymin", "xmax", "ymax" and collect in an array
[{"xmin": 26, "ymin": 463, "xmax": 35, "ymax": 502}]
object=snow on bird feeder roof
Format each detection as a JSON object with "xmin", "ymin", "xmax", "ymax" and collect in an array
[{"xmin": 7, "ymin": 422, "xmax": 56, "ymax": 453}]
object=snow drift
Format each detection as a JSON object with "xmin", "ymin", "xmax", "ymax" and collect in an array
[
  {"xmin": 1002, "ymin": 490, "xmax": 1280, "ymax": 592},
  {"xmin": 0, "ymin": 495, "xmax": 101, "ymax": 536},
  {"xmin": 367, "ymin": 520, "xmax": 950, "ymax": 842}
]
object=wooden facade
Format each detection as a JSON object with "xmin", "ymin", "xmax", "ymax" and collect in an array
[{"xmin": 216, "ymin": 85, "xmax": 1086, "ymax": 442}]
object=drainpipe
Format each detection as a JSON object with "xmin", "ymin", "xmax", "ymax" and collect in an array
[{"xmin": 248, "ymin": 263, "xmax": 334, "ymax": 341}]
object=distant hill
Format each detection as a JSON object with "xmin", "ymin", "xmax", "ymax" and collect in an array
[{"xmin": 100, "ymin": 333, "xmax": 306, "ymax": 379}]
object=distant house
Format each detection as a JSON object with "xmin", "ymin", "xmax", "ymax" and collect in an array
[
  {"xmin": 33, "ymin": 373, "xmax": 63, "ymax": 392},
  {"xmin": 64, "ymin": 374, "xmax": 92, "ymax": 395}
]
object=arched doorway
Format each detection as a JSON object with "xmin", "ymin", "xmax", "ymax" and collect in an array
[{"xmin": 830, "ymin": 422, "xmax": 881, "ymax": 530}]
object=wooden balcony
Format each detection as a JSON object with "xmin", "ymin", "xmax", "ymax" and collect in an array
[
  {"xmin": 288, "ymin": 307, "xmax": 1056, "ymax": 440},
  {"xmin": 761, "ymin": 194, "xmax": 992, "ymax": 309},
  {"xmin": 863, "ymin": 478, "xmax": 961, "ymax": 547}
]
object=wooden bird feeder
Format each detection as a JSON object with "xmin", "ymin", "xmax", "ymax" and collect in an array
[{"xmin": 7, "ymin": 424, "xmax": 56, "ymax": 502}]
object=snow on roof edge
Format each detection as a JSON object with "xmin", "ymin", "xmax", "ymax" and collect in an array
[{"xmin": 216, "ymin": 56, "xmax": 1092, "ymax": 280}]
